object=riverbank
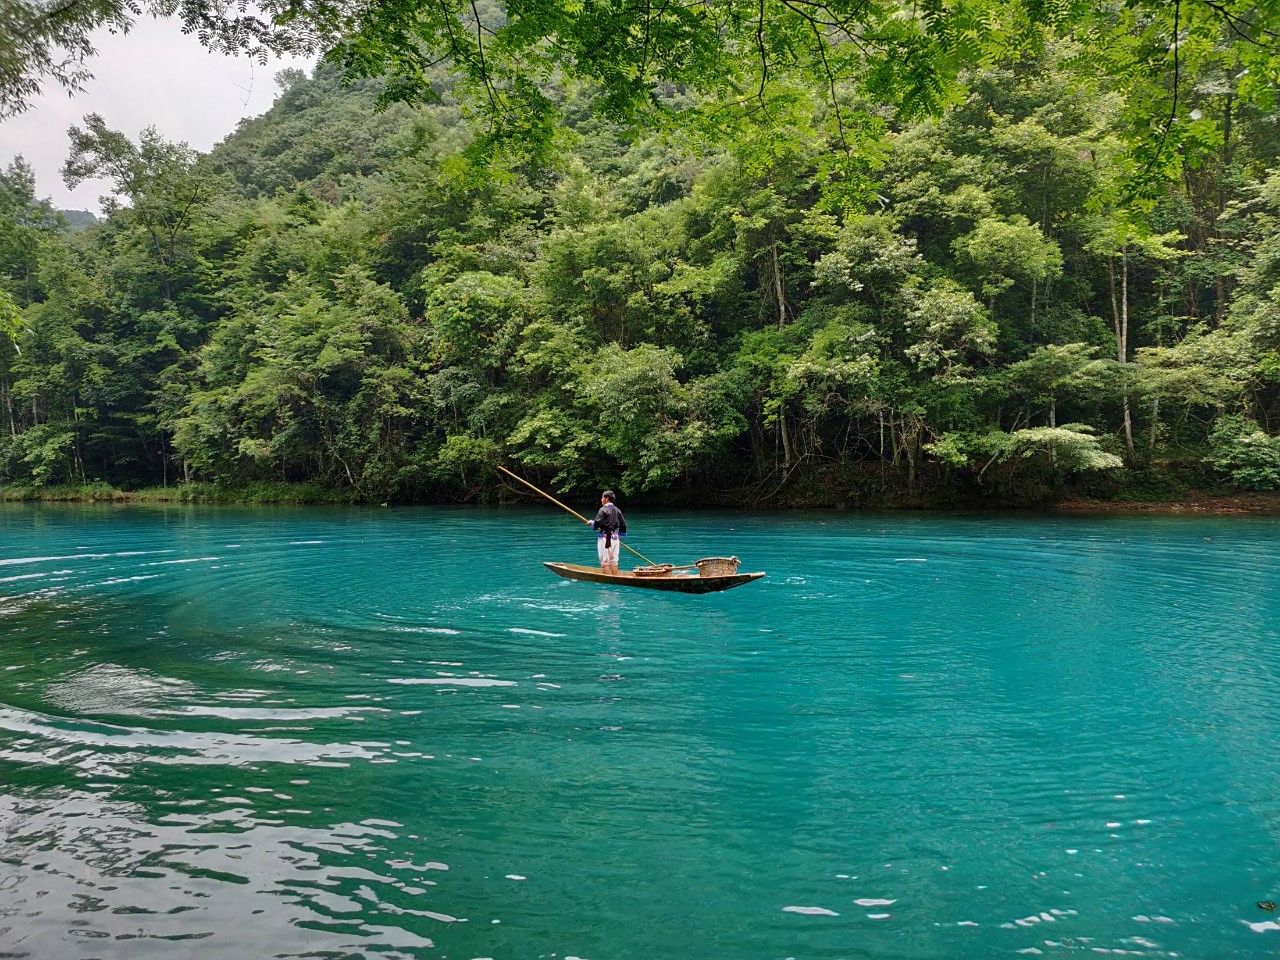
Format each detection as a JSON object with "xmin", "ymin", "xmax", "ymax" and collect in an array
[
  {"xmin": 5, "ymin": 481, "xmax": 1280, "ymax": 514},
  {"xmin": 0, "ymin": 482, "xmax": 362, "ymax": 505},
  {"xmin": 1055, "ymin": 492, "xmax": 1280, "ymax": 514}
]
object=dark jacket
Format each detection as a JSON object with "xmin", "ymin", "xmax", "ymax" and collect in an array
[{"xmin": 590, "ymin": 503, "xmax": 627, "ymax": 545}]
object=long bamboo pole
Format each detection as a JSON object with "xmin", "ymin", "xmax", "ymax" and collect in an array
[{"xmin": 496, "ymin": 464, "xmax": 659, "ymax": 566}]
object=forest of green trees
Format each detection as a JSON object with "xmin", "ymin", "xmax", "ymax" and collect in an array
[{"xmin": 2, "ymin": 24, "xmax": 1280, "ymax": 504}]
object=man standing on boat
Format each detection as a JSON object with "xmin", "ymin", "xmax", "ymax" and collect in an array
[{"xmin": 587, "ymin": 491, "xmax": 627, "ymax": 575}]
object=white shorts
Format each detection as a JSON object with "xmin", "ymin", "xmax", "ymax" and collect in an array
[{"xmin": 597, "ymin": 535, "xmax": 621, "ymax": 567}]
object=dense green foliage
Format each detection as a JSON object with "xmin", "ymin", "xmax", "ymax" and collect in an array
[
  {"xmin": 7, "ymin": 0, "xmax": 1279, "ymax": 189},
  {"xmin": 2, "ymin": 40, "xmax": 1280, "ymax": 504}
]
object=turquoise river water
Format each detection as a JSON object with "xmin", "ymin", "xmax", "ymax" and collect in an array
[{"xmin": 1, "ymin": 504, "xmax": 1279, "ymax": 959}]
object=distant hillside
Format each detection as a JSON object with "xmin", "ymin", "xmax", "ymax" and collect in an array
[
  {"xmin": 57, "ymin": 209, "xmax": 97, "ymax": 233},
  {"xmin": 207, "ymin": 66, "xmax": 465, "ymax": 198}
]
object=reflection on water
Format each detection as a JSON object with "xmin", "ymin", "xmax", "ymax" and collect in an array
[{"xmin": 1, "ymin": 504, "xmax": 1280, "ymax": 959}]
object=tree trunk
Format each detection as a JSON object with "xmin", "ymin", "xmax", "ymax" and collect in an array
[
  {"xmin": 1110, "ymin": 251, "xmax": 1135, "ymax": 456},
  {"xmin": 1150, "ymin": 316, "xmax": 1162, "ymax": 453},
  {"xmin": 1049, "ymin": 398, "xmax": 1058, "ymax": 469},
  {"xmin": 770, "ymin": 243, "xmax": 788, "ymax": 327},
  {"xmin": 1120, "ymin": 249, "xmax": 1134, "ymax": 454},
  {"xmin": 1213, "ymin": 91, "xmax": 1235, "ymax": 323},
  {"xmin": 71, "ymin": 389, "xmax": 85, "ymax": 482},
  {"xmin": 1120, "ymin": 250, "xmax": 1129, "ymax": 367},
  {"xmin": 900, "ymin": 419, "xmax": 919, "ymax": 494},
  {"xmin": 2, "ymin": 377, "xmax": 14, "ymax": 436},
  {"xmin": 906, "ymin": 437, "xmax": 917, "ymax": 495},
  {"xmin": 1107, "ymin": 258, "xmax": 1120, "ymax": 346}
]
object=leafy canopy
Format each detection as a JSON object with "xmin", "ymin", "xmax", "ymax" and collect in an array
[{"xmin": 4, "ymin": 0, "xmax": 1280, "ymax": 186}]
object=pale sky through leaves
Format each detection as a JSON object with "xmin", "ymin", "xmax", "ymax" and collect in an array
[{"xmin": 0, "ymin": 16, "xmax": 312, "ymax": 212}]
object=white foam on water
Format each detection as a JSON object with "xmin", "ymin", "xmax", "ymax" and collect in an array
[
  {"xmin": 855, "ymin": 898, "xmax": 895, "ymax": 907},
  {"xmin": 388, "ymin": 859, "xmax": 448, "ymax": 872},
  {"xmin": 783, "ymin": 906, "xmax": 839, "ymax": 916},
  {"xmin": 868, "ymin": 913, "xmax": 891, "ymax": 920},
  {"xmin": 507, "ymin": 627, "xmax": 566, "ymax": 638},
  {"xmin": 422, "ymin": 910, "xmax": 464, "ymax": 923},
  {"xmin": 1244, "ymin": 920, "xmax": 1280, "ymax": 933},
  {"xmin": 146, "ymin": 557, "xmax": 221, "ymax": 566},
  {"xmin": 0, "ymin": 554, "xmax": 109, "ymax": 567},
  {"xmin": 388, "ymin": 678, "xmax": 516, "ymax": 687},
  {"xmin": 505, "ymin": 875, "xmax": 526, "ymax": 881},
  {"xmin": 158, "ymin": 704, "xmax": 380, "ymax": 720}
]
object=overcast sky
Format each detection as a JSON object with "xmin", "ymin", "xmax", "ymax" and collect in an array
[{"xmin": 0, "ymin": 17, "xmax": 312, "ymax": 212}]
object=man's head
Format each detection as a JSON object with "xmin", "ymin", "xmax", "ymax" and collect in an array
[{"xmin": 601, "ymin": 490, "xmax": 615, "ymax": 505}]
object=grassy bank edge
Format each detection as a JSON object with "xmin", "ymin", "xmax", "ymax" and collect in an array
[
  {"xmin": 0, "ymin": 482, "xmax": 362, "ymax": 505},
  {"xmin": 5, "ymin": 482, "xmax": 1280, "ymax": 513}
]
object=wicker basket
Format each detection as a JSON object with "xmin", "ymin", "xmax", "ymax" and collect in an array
[
  {"xmin": 633, "ymin": 564, "xmax": 674, "ymax": 577},
  {"xmin": 695, "ymin": 556, "xmax": 740, "ymax": 577}
]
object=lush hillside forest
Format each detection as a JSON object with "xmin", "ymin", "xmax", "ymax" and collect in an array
[{"xmin": 2, "ymin": 38, "xmax": 1280, "ymax": 504}]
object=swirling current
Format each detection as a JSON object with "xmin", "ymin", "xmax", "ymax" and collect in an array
[{"xmin": 1, "ymin": 504, "xmax": 1279, "ymax": 959}]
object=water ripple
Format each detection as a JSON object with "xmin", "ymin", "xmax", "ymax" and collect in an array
[{"xmin": 0, "ymin": 505, "xmax": 1278, "ymax": 959}]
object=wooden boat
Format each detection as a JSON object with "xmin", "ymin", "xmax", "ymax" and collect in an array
[{"xmin": 543, "ymin": 562, "xmax": 765, "ymax": 594}]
